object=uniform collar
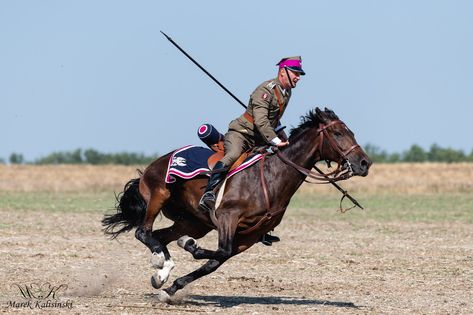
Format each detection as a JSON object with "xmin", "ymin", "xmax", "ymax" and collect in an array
[{"xmin": 274, "ymin": 78, "xmax": 289, "ymax": 96}]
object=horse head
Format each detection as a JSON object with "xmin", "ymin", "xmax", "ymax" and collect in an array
[{"xmin": 314, "ymin": 107, "xmax": 372, "ymax": 177}]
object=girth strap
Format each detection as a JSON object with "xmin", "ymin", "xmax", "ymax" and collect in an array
[
  {"xmin": 260, "ymin": 154, "xmax": 271, "ymax": 211},
  {"xmin": 238, "ymin": 153, "xmax": 285, "ymax": 235}
]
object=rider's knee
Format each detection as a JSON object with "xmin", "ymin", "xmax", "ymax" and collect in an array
[{"xmin": 220, "ymin": 151, "xmax": 239, "ymax": 167}]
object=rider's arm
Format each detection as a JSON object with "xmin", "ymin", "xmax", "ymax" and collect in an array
[{"xmin": 251, "ymin": 87, "xmax": 280, "ymax": 144}]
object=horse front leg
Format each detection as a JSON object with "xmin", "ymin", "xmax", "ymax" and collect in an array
[
  {"xmin": 177, "ymin": 235, "xmax": 218, "ymax": 259},
  {"xmin": 160, "ymin": 211, "xmax": 239, "ymax": 300}
]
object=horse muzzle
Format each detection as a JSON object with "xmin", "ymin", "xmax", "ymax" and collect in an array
[
  {"xmin": 348, "ymin": 156, "xmax": 372, "ymax": 177},
  {"xmin": 342, "ymin": 150, "xmax": 372, "ymax": 177}
]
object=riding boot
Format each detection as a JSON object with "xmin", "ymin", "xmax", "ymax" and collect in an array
[{"xmin": 199, "ymin": 161, "xmax": 227, "ymax": 212}]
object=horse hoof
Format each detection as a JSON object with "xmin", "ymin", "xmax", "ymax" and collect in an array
[
  {"xmin": 177, "ymin": 235, "xmax": 195, "ymax": 249},
  {"xmin": 150, "ymin": 252, "xmax": 165, "ymax": 269},
  {"xmin": 157, "ymin": 290, "xmax": 171, "ymax": 303},
  {"xmin": 151, "ymin": 273, "xmax": 164, "ymax": 289}
]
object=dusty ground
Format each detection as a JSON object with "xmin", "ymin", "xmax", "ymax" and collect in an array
[
  {"xmin": 1, "ymin": 207, "xmax": 472, "ymax": 314},
  {"xmin": 1, "ymin": 164, "xmax": 472, "ymax": 314}
]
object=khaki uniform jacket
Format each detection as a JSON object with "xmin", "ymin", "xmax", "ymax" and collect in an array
[{"xmin": 228, "ymin": 78, "xmax": 291, "ymax": 144}]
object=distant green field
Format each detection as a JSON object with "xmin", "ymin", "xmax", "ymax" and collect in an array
[
  {"xmin": 291, "ymin": 192, "xmax": 473, "ymax": 223},
  {"xmin": 0, "ymin": 191, "xmax": 113, "ymax": 213},
  {"xmin": 1, "ymin": 191, "xmax": 472, "ymax": 224}
]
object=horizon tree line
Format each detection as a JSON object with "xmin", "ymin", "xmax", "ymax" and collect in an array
[{"xmin": 2, "ymin": 144, "xmax": 473, "ymax": 165}]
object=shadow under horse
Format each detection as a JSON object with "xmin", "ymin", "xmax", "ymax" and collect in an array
[{"xmin": 102, "ymin": 107, "xmax": 372, "ymax": 302}]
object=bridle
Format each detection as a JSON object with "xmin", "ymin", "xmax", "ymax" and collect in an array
[
  {"xmin": 240, "ymin": 119, "xmax": 362, "ymax": 232},
  {"xmin": 276, "ymin": 119, "xmax": 360, "ymax": 183}
]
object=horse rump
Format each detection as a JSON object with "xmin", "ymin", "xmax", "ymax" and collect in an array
[{"xmin": 102, "ymin": 174, "xmax": 146, "ymax": 239}]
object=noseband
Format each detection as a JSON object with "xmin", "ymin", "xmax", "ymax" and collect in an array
[
  {"xmin": 316, "ymin": 120, "xmax": 360, "ymax": 176},
  {"xmin": 276, "ymin": 120, "xmax": 360, "ymax": 183}
]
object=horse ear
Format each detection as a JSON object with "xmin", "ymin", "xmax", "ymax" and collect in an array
[
  {"xmin": 324, "ymin": 107, "xmax": 334, "ymax": 116},
  {"xmin": 315, "ymin": 107, "xmax": 327, "ymax": 123},
  {"xmin": 324, "ymin": 107, "xmax": 339, "ymax": 120}
]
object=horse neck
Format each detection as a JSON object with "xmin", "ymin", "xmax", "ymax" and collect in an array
[
  {"xmin": 268, "ymin": 128, "xmax": 321, "ymax": 197},
  {"xmin": 284, "ymin": 128, "xmax": 321, "ymax": 170}
]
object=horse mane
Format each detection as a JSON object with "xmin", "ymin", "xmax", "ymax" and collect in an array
[{"xmin": 289, "ymin": 107, "xmax": 339, "ymax": 140}]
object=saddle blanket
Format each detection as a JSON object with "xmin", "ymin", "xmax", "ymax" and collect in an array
[{"xmin": 165, "ymin": 145, "xmax": 263, "ymax": 183}]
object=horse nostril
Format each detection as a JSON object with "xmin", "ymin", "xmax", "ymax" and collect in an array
[{"xmin": 361, "ymin": 159, "xmax": 369, "ymax": 169}]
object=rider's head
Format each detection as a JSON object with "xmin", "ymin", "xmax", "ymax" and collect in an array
[
  {"xmin": 197, "ymin": 124, "xmax": 224, "ymax": 152},
  {"xmin": 276, "ymin": 56, "xmax": 305, "ymax": 90}
]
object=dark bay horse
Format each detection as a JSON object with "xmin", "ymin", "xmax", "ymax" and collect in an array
[{"xmin": 102, "ymin": 107, "xmax": 372, "ymax": 302}]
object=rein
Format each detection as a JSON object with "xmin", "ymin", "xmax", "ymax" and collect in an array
[
  {"xmin": 278, "ymin": 120, "xmax": 359, "ymax": 183},
  {"xmin": 275, "ymin": 119, "xmax": 363, "ymax": 213},
  {"xmin": 237, "ymin": 119, "xmax": 363, "ymax": 235},
  {"xmin": 239, "ymin": 120, "xmax": 358, "ymax": 235}
]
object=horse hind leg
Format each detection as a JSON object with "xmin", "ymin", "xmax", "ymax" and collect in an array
[
  {"xmin": 134, "ymin": 187, "xmax": 174, "ymax": 289},
  {"xmin": 150, "ymin": 220, "xmax": 212, "ymax": 291},
  {"xmin": 150, "ymin": 253, "xmax": 174, "ymax": 290}
]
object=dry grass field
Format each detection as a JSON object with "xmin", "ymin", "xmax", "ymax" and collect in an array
[
  {"xmin": 1, "ymin": 163, "xmax": 472, "ymax": 193},
  {"xmin": 1, "ymin": 163, "xmax": 472, "ymax": 314}
]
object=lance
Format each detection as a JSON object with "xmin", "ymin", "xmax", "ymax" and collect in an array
[
  {"xmin": 161, "ymin": 31, "xmax": 363, "ymax": 210},
  {"xmin": 160, "ymin": 31, "xmax": 247, "ymax": 110}
]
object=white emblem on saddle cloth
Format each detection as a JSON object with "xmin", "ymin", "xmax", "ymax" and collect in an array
[
  {"xmin": 171, "ymin": 157, "xmax": 187, "ymax": 167},
  {"xmin": 164, "ymin": 145, "xmax": 264, "ymax": 184}
]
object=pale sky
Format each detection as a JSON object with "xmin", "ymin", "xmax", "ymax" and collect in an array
[{"xmin": 1, "ymin": 1, "xmax": 472, "ymax": 161}]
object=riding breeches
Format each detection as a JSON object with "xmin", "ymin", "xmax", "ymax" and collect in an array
[{"xmin": 220, "ymin": 130, "xmax": 253, "ymax": 167}]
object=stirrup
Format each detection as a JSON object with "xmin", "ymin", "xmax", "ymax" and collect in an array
[
  {"xmin": 259, "ymin": 233, "xmax": 280, "ymax": 246},
  {"xmin": 199, "ymin": 191, "xmax": 216, "ymax": 212}
]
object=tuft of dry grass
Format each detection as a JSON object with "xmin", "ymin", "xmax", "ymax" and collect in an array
[{"xmin": 1, "ymin": 163, "xmax": 472, "ymax": 194}]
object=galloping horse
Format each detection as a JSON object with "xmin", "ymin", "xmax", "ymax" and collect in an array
[{"xmin": 102, "ymin": 107, "xmax": 372, "ymax": 301}]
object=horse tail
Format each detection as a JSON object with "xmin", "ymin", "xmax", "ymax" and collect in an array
[{"xmin": 102, "ymin": 174, "xmax": 146, "ymax": 239}]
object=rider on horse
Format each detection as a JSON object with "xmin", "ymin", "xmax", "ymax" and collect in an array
[
  {"xmin": 199, "ymin": 56, "xmax": 306, "ymax": 212},
  {"xmin": 197, "ymin": 123, "xmax": 282, "ymax": 246}
]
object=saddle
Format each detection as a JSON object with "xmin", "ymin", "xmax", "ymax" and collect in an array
[
  {"xmin": 206, "ymin": 139, "xmax": 252, "ymax": 171},
  {"xmin": 207, "ymin": 151, "xmax": 250, "ymax": 171}
]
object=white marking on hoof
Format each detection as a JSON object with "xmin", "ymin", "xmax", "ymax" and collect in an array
[
  {"xmin": 151, "ymin": 273, "xmax": 164, "ymax": 289},
  {"xmin": 150, "ymin": 252, "xmax": 165, "ymax": 269},
  {"xmin": 157, "ymin": 290, "xmax": 171, "ymax": 303},
  {"xmin": 177, "ymin": 235, "xmax": 195, "ymax": 249},
  {"xmin": 151, "ymin": 258, "xmax": 175, "ymax": 289},
  {"xmin": 157, "ymin": 259, "xmax": 175, "ymax": 283}
]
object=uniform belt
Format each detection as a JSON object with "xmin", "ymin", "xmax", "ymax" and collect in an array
[{"xmin": 243, "ymin": 112, "xmax": 254, "ymax": 124}]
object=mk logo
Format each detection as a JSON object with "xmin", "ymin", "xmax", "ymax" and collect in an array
[{"xmin": 12, "ymin": 283, "xmax": 68, "ymax": 300}]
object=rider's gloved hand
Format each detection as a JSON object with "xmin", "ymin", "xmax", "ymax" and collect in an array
[
  {"xmin": 276, "ymin": 141, "xmax": 289, "ymax": 147},
  {"xmin": 271, "ymin": 136, "xmax": 290, "ymax": 148},
  {"xmin": 275, "ymin": 124, "xmax": 288, "ymax": 142}
]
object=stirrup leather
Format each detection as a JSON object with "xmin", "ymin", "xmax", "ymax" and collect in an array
[{"xmin": 199, "ymin": 191, "xmax": 216, "ymax": 212}]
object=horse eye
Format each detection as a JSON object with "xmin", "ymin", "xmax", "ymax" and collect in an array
[{"xmin": 334, "ymin": 131, "xmax": 342, "ymax": 137}]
